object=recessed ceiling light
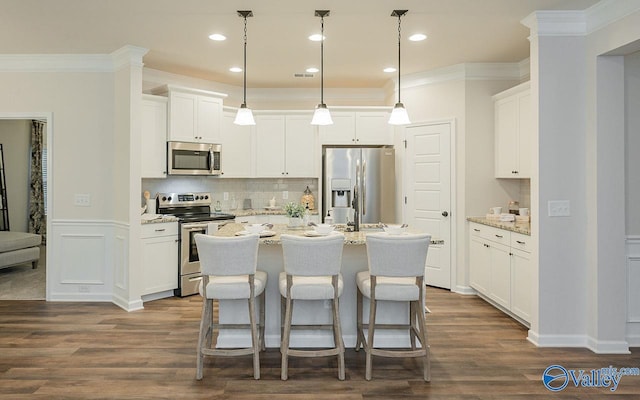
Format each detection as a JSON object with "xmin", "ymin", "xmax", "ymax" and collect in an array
[
  {"xmin": 229, "ymin": 67, "xmax": 242, "ymax": 73},
  {"xmin": 383, "ymin": 67, "xmax": 396, "ymax": 73},
  {"xmin": 409, "ymin": 33, "xmax": 427, "ymax": 41},
  {"xmin": 308, "ymin": 34, "xmax": 325, "ymax": 42},
  {"xmin": 306, "ymin": 67, "xmax": 319, "ymax": 73},
  {"xmin": 209, "ymin": 33, "xmax": 227, "ymax": 41}
]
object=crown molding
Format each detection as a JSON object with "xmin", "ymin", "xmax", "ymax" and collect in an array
[
  {"xmin": 400, "ymin": 62, "xmax": 525, "ymax": 90},
  {"xmin": 522, "ymin": 0, "xmax": 640, "ymax": 37},
  {"xmin": 0, "ymin": 45, "xmax": 149, "ymax": 72}
]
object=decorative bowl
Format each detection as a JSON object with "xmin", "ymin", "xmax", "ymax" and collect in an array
[
  {"xmin": 383, "ymin": 224, "xmax": 406, "ymax": 235},
  {"xmin": 245, "ymin": 224, "xmax": 265, "ymax": 234},
  {"xmin": 313, "ymin": 224, "xmax": 334, "ymax": 235}
]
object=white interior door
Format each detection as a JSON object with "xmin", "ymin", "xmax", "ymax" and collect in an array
[{"xmin": 404, "ymin": 123, "xmax": 452, "ymax": 289}]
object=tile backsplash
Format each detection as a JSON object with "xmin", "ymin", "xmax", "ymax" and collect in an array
[{"xmin": 142, "ymin": 177, "xmax": 319, "ymax": 212}]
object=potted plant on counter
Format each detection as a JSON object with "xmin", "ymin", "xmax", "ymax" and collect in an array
[{"xmin": 284, "ymin": 202, "xmax": 306, "ymax": 228}]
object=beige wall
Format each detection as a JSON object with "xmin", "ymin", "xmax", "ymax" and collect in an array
[
  {"xmin": 626, "ymin": 50, "xmax": 640, "ymax": 235},
  {"xmin": 0, "ymin": 72, "xmax": 115, "ymax": 221},
  {"xmin": 0, "ymin": 119, "xmax": 30, "ymax": 232}
]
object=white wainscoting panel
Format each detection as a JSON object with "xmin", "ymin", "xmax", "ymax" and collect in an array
[
  {"xmin": 49, "ymin": 220, "xmax": 115, "ymax": 302},
  {"xmin": 626, "ymin": 236, "xmax": 640, "ymax": 346}
]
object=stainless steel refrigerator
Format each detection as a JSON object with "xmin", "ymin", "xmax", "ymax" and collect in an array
[{"xmin": 322, "ymin": 146, "xmax": 396, "ymax": 225}]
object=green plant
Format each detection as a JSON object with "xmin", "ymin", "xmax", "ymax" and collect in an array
[{"xmin": 283, "ymin": 202, "xmax": 306, "ymax": 218}]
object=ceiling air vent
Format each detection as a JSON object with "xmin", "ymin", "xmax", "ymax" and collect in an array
[{"xmin": 293, "ymin": 73, "xmax": 315, "ymax": 78}]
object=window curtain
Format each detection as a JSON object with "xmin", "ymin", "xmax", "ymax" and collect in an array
[{"xmin": 29, "ymin": 120, "xmax": 46, "ymax": 244}]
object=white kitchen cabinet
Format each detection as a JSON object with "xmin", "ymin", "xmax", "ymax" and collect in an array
[
  {"xmin": 255, "ymin": 114, "xmax": 316, "ymax": 178},
  {"xmin": 468, "ymin": 222, "xmax": 531, "ymax": 324},
  {"xmin": 510, "ymin": 232, "xmax": 532, "ymax": 322},
  {"xmin": 140, "ymin": 222, "xmax": 178, "ymax": 296},
  {"xmin": 221, "ymin": 112, "xmax": 253, "ymax": 177},
  {"xmin": 469, "ymin": 228, "xmax": 491, "ymax": 295},
  {"xmin": 319, "ymin": 111, "xmax": 393, "ymax": 145},
  {"xmin": 494, "ymin": 82, "xmax": 531, "ymax": 178},
  {"xmin": 141, "ymin": 95, "xmax": 167, "ymax": 178},
  {"xmin": 167, "ymin": 86, "xmax": 225, "ymax": 143}
]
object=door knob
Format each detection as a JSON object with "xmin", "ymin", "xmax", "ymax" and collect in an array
[{"xmin": 442, "ymin": 211, "xmax": 449, "ymax": 217}]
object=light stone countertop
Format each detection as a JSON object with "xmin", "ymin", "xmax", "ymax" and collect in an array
[
  {"xmin": 140, "ymin": 214, "xmax": 179, "ymax": 224},
  {"xmin": 231, "ymin": 209, "xmax": 320, "ymax": 217},
  {"xmin": 467, "ymin": 216, "xmax": 531, "ymax": 236},
  {"xmin": 215, "ymin": 223, "xmax": 444, "ymax": 246}
]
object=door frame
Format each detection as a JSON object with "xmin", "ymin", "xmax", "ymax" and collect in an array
[
  {"xmin": 400, "ymin": 118, "xmax": 457, "ymax": 291},
  {"xmin": 0, "ymin": 112, "xmax": 53, "ymax": 301}
]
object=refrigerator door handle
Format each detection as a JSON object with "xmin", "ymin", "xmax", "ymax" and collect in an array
[{"xmin": 362, "ymin": 159, "xmax": 366, "ymax": 216}]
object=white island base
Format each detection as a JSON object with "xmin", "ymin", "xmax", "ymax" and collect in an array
[{"xmin": 213, "ymin": 224, "xmax": 418, "ymax": 349}]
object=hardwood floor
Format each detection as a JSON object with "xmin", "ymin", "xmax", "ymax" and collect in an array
[{"xmin": 1, "ymin": 288, "xmax": 639, "ymax": 399}]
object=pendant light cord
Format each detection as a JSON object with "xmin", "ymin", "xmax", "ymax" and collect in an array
[
  {"xmin": 397, "ymin": 13, "xmax": 402, "ymax": 104},
  {"xmin": 320, "ymin": 15, "xmax": 325, "ymax": 106},
  {"xmin": 243, "ymin": 15, "xmax": 248, "ymax": 107}
]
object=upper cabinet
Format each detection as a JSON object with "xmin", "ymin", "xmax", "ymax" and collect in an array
[
  {"xmin": 221, "ymin": 112, "xmax": 253, "ymax": 178},
  {"xmin": 494, "ymin": 82, "xmax": 531, "ymax": 178},
  {"xmin": 319, "ymin": 110, "xmax": 393, "ymax": 145},
  {"xmin": 166, "ymin": 86, "xmax": 226, "ymax": 143},
  {"xmin": 141, "ymin": 95, "xmax": 168, "ymax": 178},
  {"xmin": 255, "ymin": 113, "xmax": 317, "ymax": 178}
]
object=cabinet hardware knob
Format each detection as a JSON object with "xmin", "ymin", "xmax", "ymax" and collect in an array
[
  {"xmin": 509, "ymin": 252, "xmax": 513, "ymax": 256},
  {"xmin": 442, "ymin": 211, "xmax": 449, "ymax": 217},
  {"xmin": 495, "ymin": 234, "xmax": 503, "ymax": 238},
  {"xmin": 516, "ymin": 240, "xmax": 525, "ymax": 244},
  {"xmin": 473, "ymin": 228, "xmax": 480, "ymax": 232},
  {"xmin": 155, "ymin": 229, "xmax": 166, "ymax": 232}
]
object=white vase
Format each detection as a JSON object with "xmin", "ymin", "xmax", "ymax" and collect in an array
[{"xmin": 288, "ymin": 217, "xmax": 304, "ymax": 228}]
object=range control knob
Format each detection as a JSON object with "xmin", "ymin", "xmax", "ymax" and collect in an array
[
  {"xmin": 161, "ymin": 196, "xmax": 167, "ymax": 201},
  {"xmin": 167, "ymin": 196, "xmax": 172, "ymax": 202},
  {"xmin": 204, "ymin": 195, "xmax": 209, "ymax": 200},
  {"xmin": 195, "ymin": 195, "xmax": 200, "ymax": 200}
]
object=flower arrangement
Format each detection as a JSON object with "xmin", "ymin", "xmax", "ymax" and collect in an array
[{"xmin": 283, "ymin": 202, "xmax": 306, "ymax": 218}]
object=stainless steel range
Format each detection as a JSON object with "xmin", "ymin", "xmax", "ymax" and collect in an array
[{"xmin": 156, "ymin": 192, "xmax": 235, "ymax": 297}]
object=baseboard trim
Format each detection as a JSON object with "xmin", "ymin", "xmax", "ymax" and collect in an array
[
  {"xmin": 452, "ymin": 285, "xmax": 476, "ymax": 295},
  {"xmin": 112, "ymin": 293, "xmax": 144, "ymax": 312},
  {"xmin": 586, "ymin": 337, "xmax": 630, "ymax": 354}
]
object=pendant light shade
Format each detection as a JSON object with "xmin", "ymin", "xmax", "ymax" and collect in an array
[
  {"xmin": 389, "ymin": 10, "xmax": 410, "ymax": 126},
  {"xmin": 234, "ymin": 10, "xmax": 255, "ymax": 126},
  {"xmin": 311, "ymin": 10, "xmax": 333, "ymax": 126}
]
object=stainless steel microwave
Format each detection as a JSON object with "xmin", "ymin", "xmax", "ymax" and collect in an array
[{"xmin": 167, "ymin": 141, "xmax": 222, "ymax": 176}]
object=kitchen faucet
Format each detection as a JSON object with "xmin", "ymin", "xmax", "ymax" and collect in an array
[{"xmin": 350, "ymin": 184, "xmax": 360, "ymax": 232}]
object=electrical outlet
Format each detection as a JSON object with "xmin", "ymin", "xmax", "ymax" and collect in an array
[
  {"xmin": 79, "ymin": 285, "xmax": 90, "ymax": 293},
  {"xmin": 223, "ymin": 192, "xmax": 229, "ymax": 201},
  {"xmin": 548, "ymin": 200, "xmax": 570, "ymax": 217},
  {"xmin": 74, "ymin": 193, "xmax": 91, "ymax": 207},
  {"xmin": 282, "ymin": 191, "xmax": 288, "ymax": 200}
]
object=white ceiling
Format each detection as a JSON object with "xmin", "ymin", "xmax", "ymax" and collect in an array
[{"xmin": 1, "ymin": 0, "xmax": 600, "ymax": 89}]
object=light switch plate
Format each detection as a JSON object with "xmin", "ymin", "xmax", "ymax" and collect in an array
[
  {"xmin": 74, "ymin": 193, "xmax": 91, "ymax": 207},
  {"xmin": 282, "ymin": 191, "xmax": 288, "ymax": 200},
  {"xmin": 223, "ymin": 192, "xmax": 229, "ymax": 201},
  {"xmin": 548, "ymin": 200, "xmax": 570, "ymax": 217}
]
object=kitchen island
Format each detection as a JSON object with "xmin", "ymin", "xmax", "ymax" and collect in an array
[{"xmin": 211, "ymin": 223, "xmax": 437, "ymax": 349}]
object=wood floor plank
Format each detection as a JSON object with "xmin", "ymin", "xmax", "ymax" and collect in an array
[{"xmin": 1, "ymin": 288, "xmax": 640, "ymax": 399}]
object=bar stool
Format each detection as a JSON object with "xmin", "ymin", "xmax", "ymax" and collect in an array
[
  {"xmin": 194, "ymin": 233, "xmax": 266, "ymax": 380},
  {"xmin": 355, "ymin": 232, "xmax": 431, "ymax": 381},
  {"xmin": 279, "ymin": 233, "xmax": 345, "ymax": 381}
]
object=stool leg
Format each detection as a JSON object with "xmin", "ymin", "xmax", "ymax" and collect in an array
[
  {"xmin": 196, "ymin": 298, "xmax": 211, "ymax": 380},
  {"xmin": 281, "ymin": 292, "xmax": 293, "ymax": 380},
  {"xmin": 248, "ymin": 296, "xmax": 260, "ymax": 380},
  {"xmin": 332, "ymin": 294, "xmax": 345, "ymax": 380},
  {"xmin": 355, "ymin": 289, "xmax": 363, "ymax": 351},
  {"xmin": 365, "ymin": 296, "xmax": 377, "ymax": 381},
  {"xmin": 416, "ymin": 299, "xmax": 430, "ymax": 382},
  {"xmin": 260, "ymin": 290, "xmax": 266, "ymax": 352},
  {"xmin": 409, "ymin": 301, "xmax": 417, "ymax": 351}
]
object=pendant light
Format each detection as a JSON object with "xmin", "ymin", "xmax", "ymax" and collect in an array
[
  {"xmin": 234, "ymin": 10, "xmax": 255, "ymax": 126},
  {"xmin": 311, "ymin": 10, "xmax": 333, "ymax": 126},
  {"xmin": 388, "ymin": 10, "xmax": 411, "ymax": 125}
]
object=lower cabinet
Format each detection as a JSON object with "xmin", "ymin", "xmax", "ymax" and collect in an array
[
  {"xmin": 468, "ymin": 222, "xmax": 532, "ymax": 323},
  {"xmin": 141, "ymin": 222, "xmax": 178, "ymax": 296}
]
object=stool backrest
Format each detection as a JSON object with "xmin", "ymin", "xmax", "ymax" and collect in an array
[
  {"xmin": 195, "ymin": 233, "xmax": 259, "ymax": 276},
  {"xmin": 281, "ymin": 234, "xmax": 344, "ymax": 276},
  {"xmin": 366, "ymin": 233, "xmax": 431, "ymax": 277}
]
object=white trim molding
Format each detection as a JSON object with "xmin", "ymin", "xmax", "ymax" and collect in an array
[
  {"xmin": 522, "ymin": 0, "xmax": 640, "ymax": 37},
  {"xmin": 0, "ymin": 45, "xmax": 149, "ymax": 73},
  {"xmin": 626, "ymin": 236, "xmax": 640, "ymax": 346}
]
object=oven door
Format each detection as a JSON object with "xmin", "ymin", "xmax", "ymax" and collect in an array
[{"xmin": 180, "ymin": 221, "xmax": 209, "ymax": 276}]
